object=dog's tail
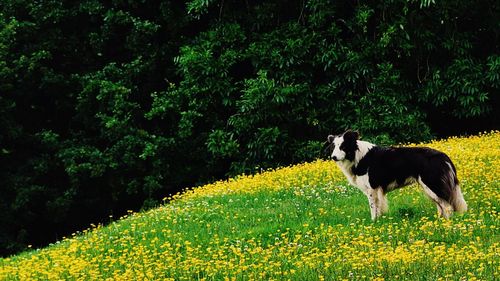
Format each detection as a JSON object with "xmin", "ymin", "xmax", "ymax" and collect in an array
[{"xmin": 446, "ymin": 162, "xmax": 468, "ymax": 213}]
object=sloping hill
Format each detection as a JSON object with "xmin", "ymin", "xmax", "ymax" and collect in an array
[{"xmin": 1, "ymin": 132, "xmax": 499, "ymax": 280}]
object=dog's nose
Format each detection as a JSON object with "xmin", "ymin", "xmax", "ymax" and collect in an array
[{"xmin": 331, "ymin": 156, "xmax": 338, "ymax": 161}]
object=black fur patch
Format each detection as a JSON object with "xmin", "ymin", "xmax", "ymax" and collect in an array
[
  {"xmin": 340, "ymin": 131, "xmax": 359, "ymax": 161},
  {"xmin": 351, "ymin": 146, "xmax": 456, "ymax": 201}
]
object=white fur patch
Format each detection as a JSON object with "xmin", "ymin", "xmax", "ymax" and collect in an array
[
  {"xmin": 355, "ymin": 140, "xmax": 374, "ymax": 163},
  {"xmin": 331, "ymin": 136, "xmax": 346, "ymax": 160},
  {"xmin": 354, "ymin": 173, "xmax": 372, "ymax": 195}
]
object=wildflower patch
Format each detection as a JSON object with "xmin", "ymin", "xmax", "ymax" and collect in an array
[{"xmin": 0, "ymin": 131, "xmax": 499, "ymax": 280}]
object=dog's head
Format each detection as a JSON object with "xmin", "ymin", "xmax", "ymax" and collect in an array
[{"xmin": 326, "ymin": 130, "xmax": 359, "ymax": 162}]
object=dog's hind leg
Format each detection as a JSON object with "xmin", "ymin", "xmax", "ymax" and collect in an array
[
  {"xmin": 437, "ymin": 202, "xmax": 452, "ymax": 219},
  {"xmin": 434, "ymin": 201, "xmax": 451, "ymax": 219},
  {"xmin": 451, "ymin": 184, "xmax": 467, "ymax": 213},
  {"xmin": 418, "ymin": 177, "xmax": 453, "ymax": 219}
]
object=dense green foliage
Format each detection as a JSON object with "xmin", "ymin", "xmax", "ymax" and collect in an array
[{"xmin": 0, "ymin": 0, "xmax": 498, "ymax": 255}]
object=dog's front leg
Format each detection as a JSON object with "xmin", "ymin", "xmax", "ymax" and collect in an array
[{"xmin": 367, "ymin": 192, "xmax": 378, "ymax": 221}]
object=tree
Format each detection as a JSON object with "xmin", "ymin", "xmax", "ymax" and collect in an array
[{"xmin": 1, "ymin": 0, "xmax": 498, "ymax": 255}]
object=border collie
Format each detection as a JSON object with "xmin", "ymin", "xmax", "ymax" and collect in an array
[{"xmin": 326, "ymin": 130, "xmax": 467, "ymax": 220}]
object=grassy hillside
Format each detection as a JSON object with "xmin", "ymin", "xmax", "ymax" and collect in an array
[{"xmin": 1, "ymin": 132, "xmax": 499, "ymax": 280}]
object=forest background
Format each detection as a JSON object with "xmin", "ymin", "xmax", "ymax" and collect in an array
[{"xmin": 0, "ymin": 0, "xmax": 498, "ymax": 256}]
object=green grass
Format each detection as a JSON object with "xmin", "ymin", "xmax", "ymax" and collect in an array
[{"xmin": 1, "ymin": 132, "xmax": 499, "ymax": 280}]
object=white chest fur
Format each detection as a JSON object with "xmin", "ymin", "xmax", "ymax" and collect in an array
[
  {"xmin": 335, "ymin": 140, "xmax": 375, "ymax": 195},
  {"xmin": 336, "ymin": 161, "xmax": 372, "ymax": 194}
]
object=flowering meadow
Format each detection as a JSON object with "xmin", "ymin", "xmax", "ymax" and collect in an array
[{"xmin": 1, "ymin": 131, "xmax": 499, "ymax": 280}]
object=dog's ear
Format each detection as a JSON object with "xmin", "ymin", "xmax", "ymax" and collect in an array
[
  {"xmin": 327, "ymin": 135, "xmax": 335, "ymax": 143},
  {"xmin": 343, "ymin": 130, "xmax": 360, "ymax": 140}
]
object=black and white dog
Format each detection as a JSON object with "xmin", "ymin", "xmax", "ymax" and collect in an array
[{"xmin": 326, "ymin": 130, "xmax": 467, "ymax": 220}]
